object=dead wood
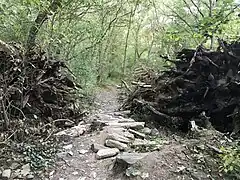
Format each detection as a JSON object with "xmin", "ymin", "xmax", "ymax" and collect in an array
[
  {"xmin": 0, "ymin": 40, "xmax": 83, "ymax": 141},
  {"xmin": 123, "ymin": 40, "xmax": 240, "ymax": 134}
]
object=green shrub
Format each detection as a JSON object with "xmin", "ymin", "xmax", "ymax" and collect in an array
[{"xmin": 219, "ymin": 145, "xmax": 240, "ymax": 178}]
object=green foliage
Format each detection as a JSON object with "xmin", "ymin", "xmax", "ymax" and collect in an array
[
  {"xmin": 219, "ymin": 145, "xmax": 240, "ymax": 178},
  {"xmin": 0, "ymin": 0, "xmax": 239, "ymax": 92}
]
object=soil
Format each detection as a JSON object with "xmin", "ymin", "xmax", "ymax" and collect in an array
[{"xmin": 44, "ymin": 86, "xmax": 228, "ymax": 180}]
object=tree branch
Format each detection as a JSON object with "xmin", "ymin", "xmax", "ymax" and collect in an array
[
  {"xmin": 189, "ymin": 0, "xmax": 205, "ymax": 18},
  {"xmin": 183, "ymin": 0, "xmax": 199, "ymax": 21}
]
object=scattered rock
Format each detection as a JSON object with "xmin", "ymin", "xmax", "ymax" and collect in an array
[
  {"xmin": 78, "ymin": 149, "xmax": 88, "ymax": 154},
  {"xmin": 128, "ymin": 129, "xmax": 146, "ymax": 139},
  {"xmin": 26, "ymin": 174, "xmax": 34, "ymax": 179},
  {"xmin": 142, "ymin": 127, "xmax": 151, "ymax": 135},
  {"xmin": 49, "ymin": 170, "xmax": 55, "ymax": 176},
  {"xmin": 10, "ymin": 162, "xmax": 20, "ymax": 170},
  {"xmin": 105, "ymin": 139, "xmax": 128, "ymax": 150},
  {"xmin": 21, "ymin": 164, "xmax": 31, "ymax": 177},
  {"xmin": 12, "ymin": 169, "xmax": 20, "ymax": 179},
  {"xmin": 55, "ymin": 124, "xmax": 88, "ymax": 138},
  {"xmin": 72, "ymin": 171, "xmax": 79, "ymax": 175},
  {"xmin": 68, "ymin": 151, "xmax": 74, "ymax": 156},
  {"xmin": 2, "ymin": 169, "xmax": 11, "ymax": 179},
  {"xmin": 141, "ymin": 172, "xmax": 149, "ymax": 179},
  {"xmin": 150, "ymin": 128, "xmax": 159, "ymax": 136},
  {"xmin": 96, "ymin": 148, "xmax": 120, "ymax": 159},
  {"xmin": 132, "ymin": 139, "xmax": 157, "ymax": 146},
  {"xmin": 91, "ymin": 143, "xmax": 108, "ymax": 153},
  {"xmin": 90, "ymin": 171, "xmax": 97, "ymax": 179},
  {"xmin": 77, "ymin": 177, "xmax": 86, "ymax": 180},
  {"xmin": 126, "ymin": 166, "xmax": 141, "ymax": 177},
  {"xmin": 56, "ymin": 152, "xmax": 67, "ymax": 158},
  {"xmin": 116, "ymin": 152, "xmax": 148, "ymax": 165},
  {"xmin": 177, "ymin": 166, "xmax": 186, "ymax": 173},
  {"xmin": 63, "ymin": 144, "xmax": 73, "ymax": 150}
]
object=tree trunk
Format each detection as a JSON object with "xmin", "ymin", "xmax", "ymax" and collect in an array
[
  {"xmin": 26, "ymin": 0, "xmax": 62, "ymax": 52},
  {"xmin": 122, "ymin": 0, "xmax": 139, "ymax": 76},
  {"xmin": 209, "ymin": 0, "xmax": 214, "ymax": 49}
]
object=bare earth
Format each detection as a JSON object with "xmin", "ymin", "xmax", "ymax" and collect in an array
[{"xmin": 46, "ymin": 86, "xmax": 226, "ymax": 180}]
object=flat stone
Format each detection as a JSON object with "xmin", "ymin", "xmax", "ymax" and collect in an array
[
  {"xmin": 55, "ymin": 124, "xmax": 88, "ymax": 138},
  {"xmin": 108, "ymin": 122, "xmax": 145, "ymax": 129},
  {"xmin": 141, "ymin": 172, "xmax": 149, "ymax": 179},
  {"xmin": 21, "ymin": 164, "xmax": 31, "ymax": 176},
  {"xmin": 150, "ymin": 128, "xmax": 159, "ymax": 136},
  {"xmin": 96, "ymin": 148, "xmax": 120, "ymax": 160},
  {"xmin": 68, "ymin": 151, "xmax": 74, "ymax": 156},
  {"xmin": 113, "ymin": 110, "xmax": 131, "ymax": 117},
  {"xmin": 117, "ymin": 152, "xmax": 148, "ymax": 165},
  {"xmin": 26, "ymin": 174, "xmax": 34, "ymax": 179},
  {"xmin": 56, "ymin": 152, "xmax": 67, "ymax": 158},
  {"xmin": 72, "ymin": 171, "xmax": 78, "ymax": 175},
  {"xmin": 107, "ymin": 133, "xmax": 131, "ymax": 143},
  {"xmin": 118, "ymin": 118, "xmax": 136, "ymax": 123},
  {"xmin": 105, "ymin": 139, "xmax": 128, "ymax": 150},
  {"xmin": 103, "ymin": 127, "xmax": 135, "ymax": 140},
  {"xmin": 95, "ymin": 114, "xmax": 119, "ymax": 123},
  {"xmin": 78, "ymin": 149, "xmax": 88, "ymax": 154},
  {"xmin": 123, "ymin": 131, "xmax": 135, "ymax": 140},
  {"xmin": 128, "ymin": 129, "xmax": 146, "ymax": 139},
  {"xmin": 63, "ymin": 144, "xmax": 73, "ymax": 150},
  {"xmin": 132, "ymin": 139, "xmax": 157, "ymax": 146},
  {"xmin": 2, "ymin": 169, "xmax": 11, "ymax": 179},
  {"xmin": 91, "ymin": 143, "xmax": 108, "ymax": 153},
  {"xmin": 10, "ymin": 162, "xmax": 20, "ymax": 170},
  {"xmin": 90, "ymin": 171, "xmax": 97, "ymax": 179},
  {"xmin": 142, "ymin": 127, "xmax": 151, "ymax": 135}
]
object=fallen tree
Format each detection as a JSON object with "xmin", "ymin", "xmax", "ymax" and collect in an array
[{"xmin": 122, "ymin": 40, "xmax": 240, "ymax": 135}]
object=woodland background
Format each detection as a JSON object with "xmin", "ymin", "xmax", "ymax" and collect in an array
[
  {"xmin": 1, "ymin": 0, "xmax": 240, "ymax": 93},
  {"xmin": 0, "ymin": 0, "xmax": 240, "ymax": 177}
]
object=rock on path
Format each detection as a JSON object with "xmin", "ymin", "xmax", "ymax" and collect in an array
[{"xmin": 45, "ymin": 87, "xmax": 165, "ymax": 180}]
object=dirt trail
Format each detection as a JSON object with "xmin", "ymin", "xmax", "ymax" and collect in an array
[
  {"xmin": 45, "ymin": 86, "xmax": 225, "ymax": 180},
  {"xmin": 47, "ymin": 86, "xmax": 124, "ymax": 180},
  {"xmin": 94, "ymin": 86, "xmax": 120, "ymax": 113}
]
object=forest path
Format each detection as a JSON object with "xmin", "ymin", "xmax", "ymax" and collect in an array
[
  {"xmin": 94, "ymin": 85, "xmax": 121, "ymax": 113},
  {"xmin": 45, "ymin": 86, "xmax": 222, "ymax": 180}
]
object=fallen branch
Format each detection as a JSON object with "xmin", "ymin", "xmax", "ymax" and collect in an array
[
  {"xmin": 206, "ymin": 144, "xmax": 223, "ymax": 154},
  {"xmin": 121, "ymin": 79, "xmax": 132, "ymax": 92}
]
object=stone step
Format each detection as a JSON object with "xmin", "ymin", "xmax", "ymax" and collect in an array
[
  {"xmin": 107, "ymin": 122, "xmax": 145, "ymax": 129},
  {"xmin": 105, "ymin": 139, "xmax": 128, "ymax": 151},
  {"xmin": 128, "ymin": 129, "xmax": 146, "ymax": 139},
  {"xmin": 96, "ymin": 148, "xmax": 120, "ymax": 160},
  {"xmin": 116, "ymin": 152, "xmax": 148, "ymax": 165}
]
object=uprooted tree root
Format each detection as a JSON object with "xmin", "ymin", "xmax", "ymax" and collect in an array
[
  {"xmin": 0, "ymin": 40, "xmax": 86, "ymax": 176},
  {"xmin": 122, "ymin": 40, "xmax": 240, "ymax": 135},
  {"xmin": 0, "ymin": 40, "xmax": 84, "ymax": 143}
]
